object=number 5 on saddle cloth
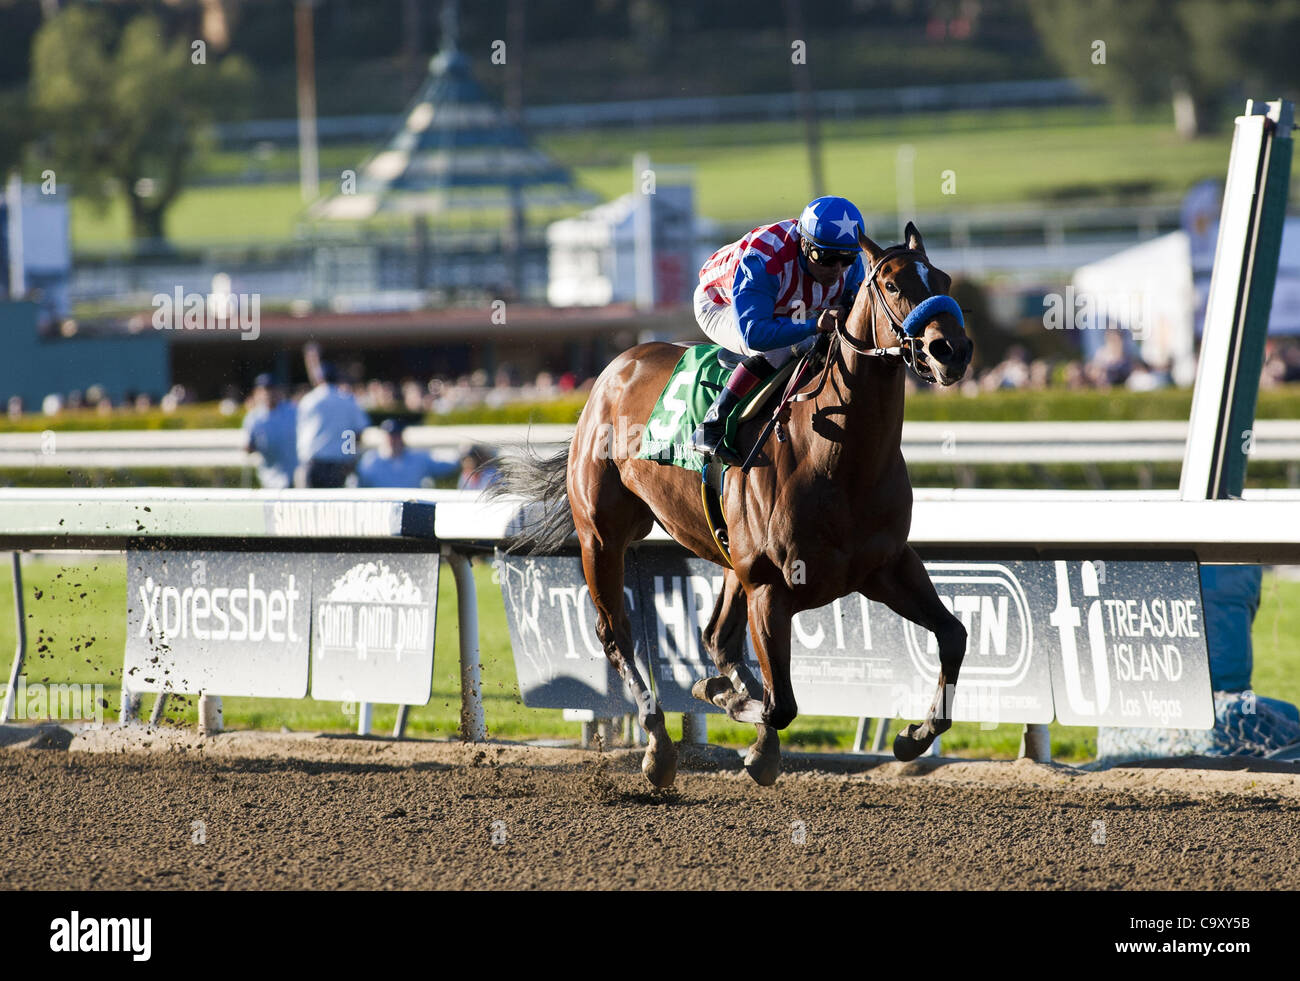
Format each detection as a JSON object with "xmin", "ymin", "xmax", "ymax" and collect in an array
[{"xmin": 637, "ymin": 337, "xmax": 828, "ymax": 568}]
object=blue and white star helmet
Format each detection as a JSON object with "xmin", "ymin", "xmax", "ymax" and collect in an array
[{"xmin": 798, "ymin": 196, "xmax": 865, "ymax": 250}]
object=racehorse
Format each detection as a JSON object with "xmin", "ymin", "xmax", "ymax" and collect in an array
[{"xmin": 496, "ymin": 223, "xmax": 974, "ymax": 788}]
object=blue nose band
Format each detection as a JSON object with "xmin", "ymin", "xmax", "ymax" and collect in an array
[{"xmin": 899, "ymin": 294, "xmax": 964, "ymax": 337}]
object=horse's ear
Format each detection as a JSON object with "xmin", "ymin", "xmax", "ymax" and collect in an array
[
  {"xmin": 858, "ymin": 229, "xmax": 885, "ymax": 265},
  {"xmin": 905, "ymin": 221, "xmax": 926, "ymax": 255}
]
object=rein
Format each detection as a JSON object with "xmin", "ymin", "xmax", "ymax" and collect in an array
[
  {"xmin": 792, "ymin": 246, "xmax": 938, "ymax": 405},
  {"xmin": 736, "ymin": 246, "xmax": 965, "ymax": 471}
]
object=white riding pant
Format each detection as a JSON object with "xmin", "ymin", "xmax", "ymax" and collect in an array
[{"xmin": 693, "ymin": 283, "xmax": 798, "ymax": 369}]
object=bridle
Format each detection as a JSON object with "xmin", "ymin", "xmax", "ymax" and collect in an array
[
  {"xmin": 740, "ymin": 242, "xmax": 968, "ymax": 472},
  {"xmin": 787, "ymin": 246, "xmax": 964, "ymax": 409},
  {"xmin": 835, "ymin": 246, "xmax": 965, "ymax": 385}
]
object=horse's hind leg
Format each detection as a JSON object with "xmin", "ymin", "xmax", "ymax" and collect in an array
[
  {"xmin": 860, "ymin": 546, "xmax": 967, "ymax": 762},
  {"xmin": 692, "ymin": 569, "xmax": 765, "ymax": 724},
  {"xmin": 578, "ymin": 526, "xmax": 677, "ymax": 789}
]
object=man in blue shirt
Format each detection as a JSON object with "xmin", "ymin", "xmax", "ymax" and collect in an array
[
  {"xmin": 295, "ymin": 362, "xmax": 371, "ymax": 488},
  {"xmin": 242, "ymin": 374, "xmax": 298, "ymax": 489},
  {"xmin": 357, "ymin": 418, "xmax": 459, "ymax": 488}
]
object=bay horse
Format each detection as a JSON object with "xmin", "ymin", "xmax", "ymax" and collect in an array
[{"xmin": 497, "ymin": 223, "xmax": 974, "ymax": 787}]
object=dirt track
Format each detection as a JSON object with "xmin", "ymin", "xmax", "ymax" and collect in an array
[{"xmin": 2, "ymin": 727, "xmax": 1299, "ymax": 890}]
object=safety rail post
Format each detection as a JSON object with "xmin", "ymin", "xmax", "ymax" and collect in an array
[
  {"xmin": 198, "ymin": 695, "xmax": 223, "ymax": 735},
  {"xmin": 119, "ymin": 687, "xmax": 142, "ymax": 725},
  {"xmin": 680, "ymin": 712, "xmax": 707, "ymax": 745},
  {"xmin": 443, "ymin": 547, "xmax": 486, "ymax": 742},
  {"xmin": 1, "ymin": 552, "xmax": 26, "ymax": 723},
  {"xmin": 1021, "ymin": 724, "xmax": 1052, "ymax": 763},
  {"xmin": 851, "ymin": 717, "xmax": 872, "ymax": 753}
]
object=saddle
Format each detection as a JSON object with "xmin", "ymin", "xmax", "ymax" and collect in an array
[{"xmin": 700, "ymin": 335, "xmax": 829, "ymax": 567}]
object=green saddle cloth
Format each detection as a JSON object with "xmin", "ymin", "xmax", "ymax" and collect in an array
[{"xmin": 638, "ymin": 344, "xmax": 752, "ymax": 470}]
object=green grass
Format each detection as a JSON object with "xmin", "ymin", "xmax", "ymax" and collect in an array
[
  {"xmin": 4, "ymin": 556, "xmax": 1298, "ymax": 763},
  {"xmin": 559, "ymin": 108, "xmax": 1252, "ymax": 224},
  {"xmin": 67, "ymin": 105, "xmax": 1300, "ymax": 250}
]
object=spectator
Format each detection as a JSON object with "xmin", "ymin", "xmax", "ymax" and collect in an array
[
  {"xmin": 1090, "ymin": 331, "xmax": 1134, "ymax": 387},
  {"xmin": 295, "ymin": 362, "xmax": 370, "ymax": 488},
  {"xmin": 243, "ymin": 374, "xmax": 298, "ymax": 490},
  {"xmin": 458, "ymin": 443, "xmax": 501, "ymax": 491},
  {"xmin": 356, "ymin": 418, "xmax": 458, "ymax": 488}
]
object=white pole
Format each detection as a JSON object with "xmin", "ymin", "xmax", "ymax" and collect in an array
[
  {"xmin": 2, "ymin": 551, "xmax": 25, "ymax": 723},
  {"xmin": 851, "ymin": 716, "xmax": 871, "ymax": 753},
  {"xmin": 680, "ymin": 712, "xmax": 706, "ymax": 745},
  {"xmin": 632, "ymin": 151, "xmax": 654, "ymax": 311},
  {"xmin": 198, "ymin": 695, "xmax": 223, "ymax": 736},
  {"xmin": 119, "ymin": 688, "xmax": 141, "ymax": 726},
  {"xmin": 4, "ymin": 175, "xmax": 24, "ymax": 300},
  {"xmin": 356, "ymin": 702, "xmax": 372, "ymax": 736},
  {"xmin": 445, "ymin": 549, "xmax": 486, "ymax": 741},
  {"xmin": 1181, "ymin": 100, "xmax": 1294, "ymax": 501},
  {"xmin": 1020, "ymin": 723, "xmax": 1051, "ymax": 762},
  {"xmin": 294, "ymin": 0, "xmax": 320, "ymax": 203}
]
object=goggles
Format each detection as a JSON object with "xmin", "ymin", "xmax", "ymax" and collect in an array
[{"xmin": 804, "ymin": 242, "xmax": 860, "ymax": 268}]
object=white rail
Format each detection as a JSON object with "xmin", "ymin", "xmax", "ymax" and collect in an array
[{"xmin": 3, "ymin": 419, "xmax": 1300, "ymax": 469}]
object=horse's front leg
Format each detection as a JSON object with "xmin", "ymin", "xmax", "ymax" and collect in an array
[
  {"xmin": 740, "ymin": 583, "xmax": 796, "ymax": 786},
  {"xmin": 860, "ymin": 546, "xmax": 967, "ymax": 762},
  {"xmin": 691, "ymin": 569, "xmax": 767, "ymax": 724}
]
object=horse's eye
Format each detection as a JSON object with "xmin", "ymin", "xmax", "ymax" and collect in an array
[{"xmin": 885, "ymin": 282, "xmax": 899, "ymax": 294}]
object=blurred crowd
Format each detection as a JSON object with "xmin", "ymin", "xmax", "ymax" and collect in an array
[
  {"xmin": 915, "ymin": 336, "xmax": 1300, "ymax": 395},
  {"xmin": 12, "ymin": 337, "xmax": 1300, "ymax": 441}
]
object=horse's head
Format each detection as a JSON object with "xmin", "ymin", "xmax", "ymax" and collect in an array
[{"xmin": 848, "ymin": 222, "xmax": 973, "ymax": 386}]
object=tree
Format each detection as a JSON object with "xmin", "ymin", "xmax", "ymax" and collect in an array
[
  {"xmin": 30, "ymin": 6, "xmax": 252, "ymax": 251},
  {"xmin": 0, "ymin": 88, "xmax": 29, "ymax": 178},
  {"xmin": 1029, "ymin": 0, "xmax": 1300, "ymax": 138}
]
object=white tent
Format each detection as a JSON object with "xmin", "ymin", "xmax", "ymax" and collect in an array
[
  {"xmin": 1071, "ymin": 231, "xmax": 1196, "ymax": 385},
  {"xmin": 1072, "ymin": 216, "xmax": 1300, "ymax": 386}
]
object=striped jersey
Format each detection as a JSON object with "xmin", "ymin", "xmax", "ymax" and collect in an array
[{"xmin": 698, "ymin": 218, "xmax": 865, "ymax": 351}]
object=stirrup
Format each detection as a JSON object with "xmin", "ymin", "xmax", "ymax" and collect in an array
[{"xmin": 689, "ymin": 426, "xmax": 741, "ymax": 466}]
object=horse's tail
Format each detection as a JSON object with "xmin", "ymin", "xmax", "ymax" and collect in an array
[{"xmin": 488, "ymin": 439, "xmax": 575, "ymax": 554}]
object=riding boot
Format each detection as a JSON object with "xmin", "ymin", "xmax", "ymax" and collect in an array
[{"xmin": 689, "ymin": 354, "xmax": 775, "ymax": 466}]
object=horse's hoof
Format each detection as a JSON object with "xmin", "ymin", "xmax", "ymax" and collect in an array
[
  {"xmin": 893, "ymin": 724, "xmax": 931, "ymax": 763},
  {"xmin": 641, "ymin": 739, "xmax": 678, "ymax": 789},
  {"xmin": 743, "ymin": 726, "xmax": 781, "ymax": 786},
  {"xmin": 743, "ymin": 748, "xmax": 780, "ymax": 786},
  {"xmin": 691, "ymin": 676, "xmax": 733, "ymax": 707}
]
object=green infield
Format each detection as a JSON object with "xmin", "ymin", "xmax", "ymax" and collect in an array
[
  {"xmin": 2, "ymin": 555, "xmax": 1297, "ymax": 762},
  {"xmin": 66, "ymin": 106, "xmax": 1292, "ymax": 249}
]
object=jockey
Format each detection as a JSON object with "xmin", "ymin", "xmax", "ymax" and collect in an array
[{"xmin": 688, "ymin": 194, "xmax": 867, "ymax": 465}]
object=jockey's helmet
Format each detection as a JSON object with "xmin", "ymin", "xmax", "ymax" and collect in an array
[{"xmin": 798, "ymin": 196, "xmax": 865, "ymax": 252}]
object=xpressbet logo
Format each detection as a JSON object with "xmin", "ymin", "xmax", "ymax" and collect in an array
[{"xmin": 137, "ymin": 573, "xmax": 303, "ymax": 643}]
